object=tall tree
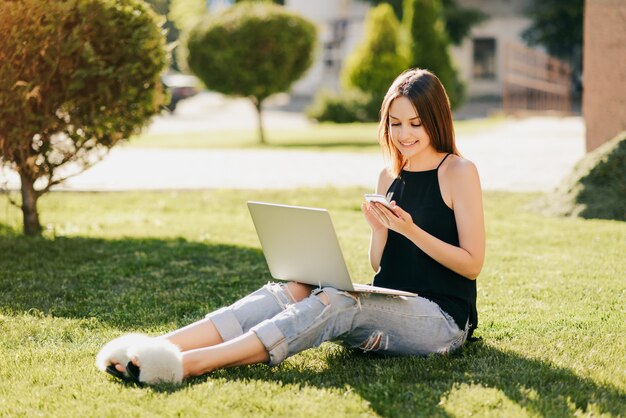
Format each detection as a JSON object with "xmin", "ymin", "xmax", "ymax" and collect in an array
[
  {"xmin": 441, "ymin": 0, "xmax": 487, "ymax": 45},
  {"xmin": 522, "ymin": 0, "xmax": 583, "ymax": 61},
  {"xmin": 185, "ymin": 2, "xmax": 316, "ymax": 144},
  {"xmin": 360, "ymin": 0, "xmax": 487, "ymax": 45},
  {"xmin": 0, "ymin": 0, "xmax": 167, "ymax": 235},
  {"xmin": 403, "ymin": 0, "xmax": 464, "ymax": 108},
  {"xmin": 522, "ymin": 0, "xmax": 583, "ymax": 83},
  {"xmin": 342, "ymin": 4, "xmax": 409, "ymax": 107}
]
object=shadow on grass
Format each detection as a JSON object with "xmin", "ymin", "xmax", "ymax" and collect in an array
[
  {"xmin": 0, "ymin": 232, "xmax": 269, "ymax": 329},
  {"xmin": 2, "ymin": 229, "xmax": 624, "ymax": 417},
  {"xmin": 203, "ymin": 342, "xmax": 625, "ymax": 417}
]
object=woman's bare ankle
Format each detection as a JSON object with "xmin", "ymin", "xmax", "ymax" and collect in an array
[{"xmin": 182, "ymin": 351, "xmax": 214, "ymax": 378}]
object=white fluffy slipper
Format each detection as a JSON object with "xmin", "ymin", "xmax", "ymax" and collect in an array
[
  {"xmin": 126, "ymin": 338, "xmax": 184, "ymax": 385},
  {"xmin": 95, "ymin": 333, "xmax": 152, "ymax": 374}
]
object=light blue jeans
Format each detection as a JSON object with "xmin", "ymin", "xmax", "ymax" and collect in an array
[{"xmin": 206, "ymin": 283, "xmax": 468, "ymax": 366}]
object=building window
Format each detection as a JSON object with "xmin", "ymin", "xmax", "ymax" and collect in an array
[
  {"xmin": 323, "ymin": 19, "xmax": 348, "ymax": 69},
  {"xmin": 473, "ymin": 38, "xmax": 497, "ymax": 80}
]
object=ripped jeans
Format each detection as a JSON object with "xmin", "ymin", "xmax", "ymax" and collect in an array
[{"xmin": 206, "ymin": 283, "xmax": 468, "ymax": 366}]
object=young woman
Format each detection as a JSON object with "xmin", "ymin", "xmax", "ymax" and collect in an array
[{"xmin": 96, "ymin": 68, "xmax": 485, "ymax": 385}]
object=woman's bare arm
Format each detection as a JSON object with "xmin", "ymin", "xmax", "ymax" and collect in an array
[{"xmin": 363, "ymin": 168, "xmax": 394, "ymax": 272}]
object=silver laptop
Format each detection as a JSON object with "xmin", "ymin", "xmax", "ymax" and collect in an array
[{"xmin": 247, "ymin": 201, "xmax": 416, "ymax": 297}]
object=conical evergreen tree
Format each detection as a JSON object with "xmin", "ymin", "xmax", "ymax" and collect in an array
[
  {"xmin": 403, "ymin": 0, "xmax": 464, "ymax": 108},
  {"xmin": 342, "ymin": 4, "xmax": 409, "ymax": 107}
]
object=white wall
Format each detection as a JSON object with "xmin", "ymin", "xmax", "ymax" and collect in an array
[
  {"xmin": 286, "ymin": 0, "xmax": 369, "ymax": 96},
  {"xmin": 451, "ymin": 17, "xmax": 532, "ymax": 98}
]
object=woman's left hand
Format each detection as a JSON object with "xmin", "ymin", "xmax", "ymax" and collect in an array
[{"xmin": 369, "ymin": 202, "xmax": 415, "ymax": 237}]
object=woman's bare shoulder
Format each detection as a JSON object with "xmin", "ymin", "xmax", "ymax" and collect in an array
[
  {"xmin": 443, "ymin": 155, "xmax": 479, "ymax": 179},
  {"xmin": 438, "ymin": 155, "xmax": 483, "ymax": 215},
  {"xmin": 440, "ymin": 155, "xmax": 481, "ymax": 199},
  {"xmin": 376, "ymin": 167, "xmax": 396, "ymax": 194}
]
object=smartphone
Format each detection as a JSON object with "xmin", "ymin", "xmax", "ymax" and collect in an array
[{"xmin": 364, "ymin": 194, "xmax": 394, "ymax": 211}]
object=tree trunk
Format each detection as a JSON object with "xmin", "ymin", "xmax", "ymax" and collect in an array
[
  {"xmin": 251, "ymin": 97, "xmax": 266, "ymax": 145},
  {"xmin": 19, "ymin": 170, "xmax": 42, "ymax": 236}
]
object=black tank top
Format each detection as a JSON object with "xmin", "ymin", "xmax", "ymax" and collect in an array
[{"xmin": 373, "ymin": 154, "xmax": 478, "ymax": 336}]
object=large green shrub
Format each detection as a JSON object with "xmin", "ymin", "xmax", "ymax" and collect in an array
[
  {"xmin": 342, "ymin": 4, "xmax": 409, "ymax": 110},
  {"xmin": 0, "ymin": 0, "xmax": 167, "ymax": 235},
  {"xmin": 537, "ymin": 132, "xmax": 626, "ymax": 221},
  {"xmin": 185, "ymin": 3, "xmax": 316, "ymax": 144},
  {"xmin": 403, "ymin": 0, "xmax": 465, "ymax": 109}
]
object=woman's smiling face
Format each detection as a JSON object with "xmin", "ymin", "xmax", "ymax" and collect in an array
[{"xmin": 388, "ymin": 96, "xmax": 432, "ymax": 161}]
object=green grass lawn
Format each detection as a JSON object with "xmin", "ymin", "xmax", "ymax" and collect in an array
[
  {"xmin": 128, "ymin": 117, "xmax": 505, "ymax": 151},
  {"xmin": 0, "ymin": 189, "xmax": 624, "ymax": 417}
]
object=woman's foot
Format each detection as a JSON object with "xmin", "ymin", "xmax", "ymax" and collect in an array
[
  {"xmin": 95, "ymin": 333, "xmax": 152, "ymax": 379},
  {"xmin": 96, "ymin": 334, "xmax": 184, "ymax": 385},
  {"xmin": 124, "ymin": 338, "xmax": 184, "ymax": 384}
]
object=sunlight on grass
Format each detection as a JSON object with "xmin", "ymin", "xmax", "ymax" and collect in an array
[
  {"xmin": 442, "ymin": 384, "xmax": 530, "ymax": 417},
  {"xmin": 127, "ymin": 117, "xmax": 506, "ymax": 151},
  {"xmin": 0, "ymin": 189, "xmax": 624, "ymax": 417}
]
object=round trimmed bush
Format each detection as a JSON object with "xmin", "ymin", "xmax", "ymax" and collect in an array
[
  {"xmin": 185, "ymin": 2, "xmax": 316, "ymax": 143},
  {"xmin": 0, "ymin": 0, "xmax": 167, "ymax": 235}
]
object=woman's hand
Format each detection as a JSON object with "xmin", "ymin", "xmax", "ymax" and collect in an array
[
  {"xmin": 368, "ymin": 201, "xmax": 415, "ymax": 237},
  {"xmin": 361, "ymin": 202, "xmax": 387, "ymax": 232}
]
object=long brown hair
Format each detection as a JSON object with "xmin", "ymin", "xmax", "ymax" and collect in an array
[{"xmin": 378, "ymin": 68, "xmax": 458, "ymax": 176}]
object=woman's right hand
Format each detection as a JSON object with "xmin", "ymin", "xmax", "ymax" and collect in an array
[{"xmin": 361, "ymin": 201, "xmax": 387, "ymax": 232}]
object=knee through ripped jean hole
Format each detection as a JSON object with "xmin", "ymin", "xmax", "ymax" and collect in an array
[
  {"xmin": 264, "ymin": 282, "xmax": 295, "ymax": 309},
  {"xmin": 360, "ymin": 330, "xmax": 389, "ymax": 352}
]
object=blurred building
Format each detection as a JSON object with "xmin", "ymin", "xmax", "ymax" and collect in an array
[
  {"xmin": 286, "ymin": 0, "xmax": 370, "ymax": 96},
  {"xmin": 450, "ymin": 0, "xmax": 533, "ymax": 99},
  {"xmin": 287, "ymin": 0, "xmax": 571, "ymax": 114}
]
